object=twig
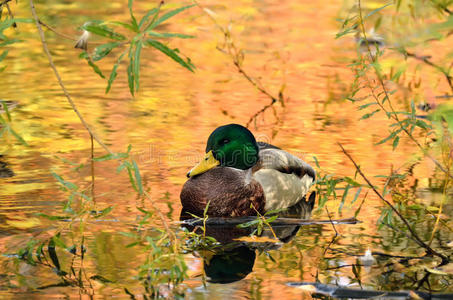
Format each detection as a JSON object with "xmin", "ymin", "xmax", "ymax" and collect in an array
[
  {"xmin": 4, "ymin": 1, "xmax": 16, "ymax": 27},
  {"xmin": 181, "ymin": 216, "xmax": 359, "ymax": 226},
  {"xmin": 325, "ymin": 206, "xmax": 339, "ymax": 236},
  {"xmin": 246, "ymin": 98, "xmax": 276, "ymax": 128},
  {"xmin": 428, "ymin": 121, "xmax": 452, "ymax": 246},
  {"xmin": 90, "ymin": 134, "xmax": 95, "ymax": 203},
  {"xmin": 405, "ymin": 50, "xmax": 453, "ymax": 93},
  {"xmin": 38, "ymin": 20, "xmax": 78, "ymax": 41},
  {"xmin": 195, "ymin": 1, "xmax": 283, "ymax": 128},
  {"xmin": 144, "ymin": 191, "xmax": 173, "ymax": 239},
  {"xmin": 338, "ymin": 142, "xmax": 448, "ymax": 263},
  {"xmin": 29, "ymin": 0, "xmax": 113, "ymax": 155}
]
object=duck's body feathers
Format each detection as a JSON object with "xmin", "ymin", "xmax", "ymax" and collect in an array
[
  {"xmin": 253, "ymin": 148, "xmax": 315, "ymax": 211},
  {"xmin": 180, "ymin": 167, "xmax": 265, "ymax": 217}
]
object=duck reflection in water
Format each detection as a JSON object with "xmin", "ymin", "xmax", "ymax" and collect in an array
[
  {"xmin": 180, "ymin": 192, "xmax": 316, "ymax": 283},
  {"xmin": 0, "ymin": 155, "xmax": 14, "ymax": 178}
]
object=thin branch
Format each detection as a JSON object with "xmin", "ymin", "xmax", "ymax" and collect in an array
[
  {"xmin": 405, "ymin": 50, "xmax": 453, "ymax": 93},
  {"xmin": 29, "ymin": 0, "xmax": 113, "ymax": 155},
  {"xmin": 181, "ymin": 216, "xmax": 359, "ymax": 226},
  {"xmin": 338, "ymin": 142, "xmax": 448, "ymax": 263},
  {"xmin": 144, "ymin": 191, "xmax": 173, "ymax": 240},
  {"xmin": 195, "ymin": 1, "xmax": 283, "ymax": 128},
  {"xmin": 38, "ymin": 20, "xmax": 78, "ymax": 41},
  {"xmin": 4, "ymin": 2, "xmax": 16, "ymax": 27},
  {"xmin": 325, "ymin": 206, "xmax": 339, "ymax": 236}
]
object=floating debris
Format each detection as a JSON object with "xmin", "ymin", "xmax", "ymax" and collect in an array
[
  {"xmin": 359, "ymin": 248, "xmax": 376, "ymax": 266},
  {"xmin": 287, "ymin": 282, "xmax": 453, "ymax": 299}
]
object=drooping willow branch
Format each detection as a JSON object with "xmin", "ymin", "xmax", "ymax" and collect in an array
[
  {"xmin": 29, "ymin": 0, "xmax": 173, "ymax": 237},
  {"xmin": 29, "ymin": 0, "xmax": 113, "ymax": 155}
]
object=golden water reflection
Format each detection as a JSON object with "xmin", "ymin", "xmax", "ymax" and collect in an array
[{"xmin": 1, "ymin": 0, "xmax": 452, "ymax": 298}]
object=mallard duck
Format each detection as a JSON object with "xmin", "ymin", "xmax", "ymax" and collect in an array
[{"xmin": 180, "ymin": 124, "xmax": 316, "ymax": 217}]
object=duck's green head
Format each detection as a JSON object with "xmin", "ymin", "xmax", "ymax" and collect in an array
[{"xmin": 187, "ymin": 124, "xmax": 259, "ymax": 177}]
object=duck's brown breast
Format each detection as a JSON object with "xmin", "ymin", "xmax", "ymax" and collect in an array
[{"xmin": 180, "ymin": 167, "xmax": 265, "ymax": 217}]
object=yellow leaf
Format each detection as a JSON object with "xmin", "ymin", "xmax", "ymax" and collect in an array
[
  {"xmin": 6, "ymin": 217, "xmax": 41, "ymax": 229},
  {"xmin": 409, "ymin": 291, "xmax": 423, "ymax": 300},
  {"xmin": 439, "ymin": 263, "xmax": 453, "ymax": 274},
  {"xmin": 234, "ymin": 235, "xmax": 280, "ymax": 243},
  {"xmin": 425, "ymin": 267, "xmax": 448, "ymax": 275},
  {"xmin": 296, "ymin": 284, "xmax": 316, "ymax": 293}
]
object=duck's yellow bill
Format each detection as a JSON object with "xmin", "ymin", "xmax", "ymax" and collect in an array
[{"xmin": 187, "ymin": 150, "xmax": 220, "ymax": 178}]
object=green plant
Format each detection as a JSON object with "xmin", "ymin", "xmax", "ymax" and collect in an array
[{"xmin": 77, "ymin": 0, "xmax": 195, "ymax": 96}]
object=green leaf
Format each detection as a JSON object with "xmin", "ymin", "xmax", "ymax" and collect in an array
[
  {"xmin": 147, "ymin": 31, "xmax": 195, "ymax": 39},
  {"xmin": 237, "ymin": 219, "xmax": 260, "ymax": 228},
  {"xmin": 312, "ymin": 156, "xmax": 320, "ymax": 168},
  {"xmin": 360, "ymin": 109, "xmax": 380, "ymax": 120},
  {"xmin": 266, "ymin": 215, "xmax": 278, "ymax": 223},
  {"xmin": 358, "ymin": 102, "xmax": 377, "ymax": 110},
  {"xmin": 132, "ymin": 160, "xmax": 143, "ymax": 194},
  {"xmin": 7, "ymin": 126, "xmax": 28, "ymax": 146},
  {"xmin": 127, "ymin": 45, "xmax": 135, "ymax": 96},
  {"xmin": 51, "ymin": 172, "xmax": 78, "ymax": 191},
  {"xmin": 147, "ymin": 4, "xmax": 195, "ymax": 30},
  {"xmin": 145, "ymin": 39, "xmax": 194, "ymax": 72},
  {"xmin": 136, "ymin": 206, "xmax": 151, "ymax": 215},
  {"xmin": 93, "ymin": 42, "xmax": 121, "ymax": 61},
  {"xmin": 82, "ymin": 23, "xmax": 126, "ymax": 41},
  {"xmin": 128, "ymin": 0, "xmax": 139, "ymax": 32},
  {"xmin": 339, "ymin": 184, "xmax": 350, "ymax": 213},
  {"xmin": 364, "ymin": 3, "xmax": 392, "ymax": 19},
  {"xmin": 126, "ymin": 241, "xmax": 140, "ymax": 248},
  {"xmin": 126, "ymin": 165, "xmax": 138, "ymax": 192},
  {"xmin": 138, "ymin": 7, "xmax": 159, "ymax": 29},
  {"xmin": 0, "ymin": 39, "xmax": 22, "ymax": 47},
  {"xmin": 351, "ymin": 186, "xmax": 362, "ymax": 205},
  {"xmin": 109, "ymin": 21, "xmax": 136, "ymax": 31},
  {"xmin": 0, "ymin": 50, "xmax": 8, "ymax": 62},
  {"xmin": 376, "ymin": 129, "xmax": 401, "ymax": 145},
  {"xmin": 92, "ymin": 152, "xmax": 128, "ymax": 161},
  {"xmin": 116, "ymin": 161, "xmax": 128, "ymax": 173},
  {"xmin": 94, "ymin": 206, "xmax": 114, "ymax": 218},
  {"xmin": 415, "ymin": 119, "xmax": 431, "ymax": 130},
  {"xmin": 392, "ymin": 135, "xmax": 400, "ymax": 150},
  {"xmin": 79, "ymin": 52, "xmax": 105, "ymax": 79},
  {"xmin": 335, "ymin": 25, "xmax": 358, "ymax": 39},
  {"xmin": 106, "ymin": 51, "xmax": 127, "ymax": 93},
  {"xmin": 344, "ymin": 177, "xmax": 362, "ymax": 187},
  {"xmin": 35, "ymin": 213, "xmax": 69, "ymax": 221},
  {"xmin": 52, "ymin": 234, "xmax": 68, "ymax": 249},
  {"xmin": 133, "ymin": 41, "xmax": 142, "ymax": 92},
  {"xmin": 1, "ymin": 101, "xmax": 11, "ymax": 122}
]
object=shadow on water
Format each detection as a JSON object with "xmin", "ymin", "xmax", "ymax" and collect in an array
[
  {"xmin": 0, "ymin": 155, "xmax": 14, "ymax": 178},
  {"xmin": 180, "ymin": 193, "xmax": 316, "ymax": 284}
]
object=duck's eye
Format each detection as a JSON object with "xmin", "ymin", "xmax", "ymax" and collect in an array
[{"xmin": 221, "ymin": 139, "xmax": 230, "ymax": 145}]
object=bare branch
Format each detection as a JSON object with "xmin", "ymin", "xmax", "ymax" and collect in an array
[{"xmin": 338, "ymin": 142, "xmax": 448, "ymax": 263}]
